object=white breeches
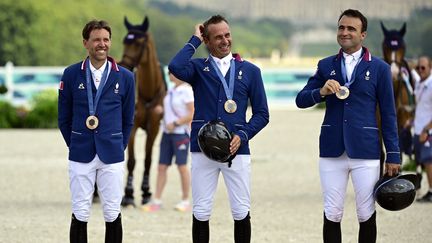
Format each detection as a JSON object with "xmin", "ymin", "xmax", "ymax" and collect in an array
[
  {"xmin": 69, "ymin": 155, "xmax": 124, "ymax": 222},
  {"xmin": 191, "ymin": 152, "xmax": 251, "ymax": 221},
  {"xmin": 319, "ymin": 153, "xmax": 380, "ymax": 223}
]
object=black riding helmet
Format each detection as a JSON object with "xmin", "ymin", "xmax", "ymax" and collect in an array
[
  {"xmin": 373, "ymin": 174, "xmax": 417, "ymax": 211},
  {"xmin": 198, "ymin": 121, "xmax": 236, "ymax": 163}
]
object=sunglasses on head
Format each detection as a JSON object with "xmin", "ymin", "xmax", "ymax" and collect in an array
[{"xmin": 416, "ymin": 66, "xmax": 427, "ymax": 71}]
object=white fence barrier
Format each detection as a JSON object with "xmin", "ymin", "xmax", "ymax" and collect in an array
[
  {"xmin": 0, "ymin": 62, "xmax": 65, "ymax": 107},
  {"xmin": 0, "ymin": 62, "xmax": 313, "ymax": 109}
]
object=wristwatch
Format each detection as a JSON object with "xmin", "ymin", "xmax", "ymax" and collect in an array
[{"xmin": 173, "ymin": 121, "xmax": 179, "ymax": 127}]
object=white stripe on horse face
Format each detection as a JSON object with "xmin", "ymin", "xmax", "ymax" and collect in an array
[{"xmin": 390, "ymin": 51, "xmax": 400, "ymax": 78}]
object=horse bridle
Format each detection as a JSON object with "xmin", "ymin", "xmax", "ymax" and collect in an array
[
  {"xmin": 121, "ymin": 31, "xmax": 148, "ymax": 71},
  {"xmin": 392, "ymin": 61, "xmax": 415, "ymax": 114}
]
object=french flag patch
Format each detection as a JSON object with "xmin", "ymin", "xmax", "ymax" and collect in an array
[{"xmin": 59, "ymin": 81, "xmax": 64, "ymax": 90}]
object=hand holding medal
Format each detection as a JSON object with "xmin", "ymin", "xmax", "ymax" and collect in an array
[
  {"xmin": 320, "ymin": 79, "xmax": 344, "ymax": 98},
  {"xmin": 319, "ymin": 79, "xmax": 350, "ymax": 100}
]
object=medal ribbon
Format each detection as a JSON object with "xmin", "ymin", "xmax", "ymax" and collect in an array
[
  {"xmin": 340, "ymin": 54, "xmax": 364, "ymax": 88},
  {"xmin": 85, "ymin": 58, "xmax": 109, "ymax": 116},
  {"xmin": 209, "ymin": 57, "xmax": 235, "ymax": 101}
]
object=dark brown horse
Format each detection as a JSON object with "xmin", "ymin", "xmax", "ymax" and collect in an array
[
  {"xmin": 381, "ymin": 22, "xmax": 415, "ymax": 144},
  {"xmin": 119, "ymin": 16, "xmax": 166, "ymax": 207}
]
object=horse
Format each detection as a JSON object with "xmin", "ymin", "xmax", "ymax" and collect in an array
[
  {"xmin": 381, "ymin": 21, "xmax": 415, "ymax": 142},
  {"xmin": 118, "ymin": 16, "xmax": 166, "ymax": 207},
  {"xmin": 380, "ymin": 22, "xmax": 418, "ymax": 182}
]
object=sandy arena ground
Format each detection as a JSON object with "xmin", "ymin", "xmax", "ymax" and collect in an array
[{"xmin": 0, "ymin": 109, "xmax": 431, "ymax": 243}]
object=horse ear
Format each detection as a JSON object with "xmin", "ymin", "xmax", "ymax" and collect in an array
[
  {"xmin": 124, "ymin": 16, "xmax": 133, "ymax": 30},
  {"xmin": 400, "ymin": 22, "xmax": 406, "ymax": 37},
  {"xmin": 380, "ymin": 21, "xmax": 389, "ymax": 35},
  {"xmin": 142, "ymin": 16, "xmax": 149, "ymax": 32}
]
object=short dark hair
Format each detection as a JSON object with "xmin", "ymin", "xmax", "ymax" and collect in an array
[
  {"xmin": 338, "ymin": 9, "xmax": 368, "ymax": 32},
  {"xmin": 82, "ymin": 20, "xmax": 112, "ymax": 40},
  {"xmin": 202, "ymin": 15, "xmax": 229, "ymax": 39}
]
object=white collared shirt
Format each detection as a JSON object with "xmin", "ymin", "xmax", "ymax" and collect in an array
[
  {"xmin": 414, "ymin": 73, "xmax": 432, "ymax": 135},
  {"xmin": 211, "ymin": 53, "xmax": 233, "ymax": 77},
  {"xmin": 89, "ymin": 60, "xmax": 110, "ymax": 89},
  {"xmin": 343, "ymin": 49, "xmax": 362, "ymax": 81}
]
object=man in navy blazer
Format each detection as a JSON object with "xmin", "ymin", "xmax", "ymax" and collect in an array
[
  {"xmin": 296, "ymin": 9, "xmax": 400, "ymax": 243},
  {"xmin": 169, "ymin": 15, "xmax": 269, "ymax": 243},
  {"xmin": 58, "ymin": 20, "xmax": 134, "ymax": 243}
]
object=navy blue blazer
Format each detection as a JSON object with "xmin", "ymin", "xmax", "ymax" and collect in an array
[
  {"xmin": 58, "ymin": 57, "xmax": 135, "ymax": 164},
  {"xmin": 296, "ymin": 48, "xmax": 401, "ymax": 163},
  {"xmin": 168, "ymin": 36, "xmax": 269, "ymax": 154}
]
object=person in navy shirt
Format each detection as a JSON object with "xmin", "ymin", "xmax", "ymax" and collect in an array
[
  {"xmin": 58, "ymin": 20, "xmax": 135, "ymax": 243},
  {"xmin": 296, "ymin": 9, "xmax": 400, "ymax": 243},
  {"xmin": 169, "ymin": 15, "xmax": 269, "ymax": 243}
]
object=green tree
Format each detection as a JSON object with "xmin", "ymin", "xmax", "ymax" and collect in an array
[{"xmin": 0, "ymin": 0, "xmax": 39, "ymax": 65}]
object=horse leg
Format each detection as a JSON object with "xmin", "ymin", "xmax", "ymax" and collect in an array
[
  {"xmin": 141, "ymin": 120, "xmax": 161, "ymax": 205},
  {"xmin": 141, "ymin": 136, "xmax": 153, "ymax": 205},
  {"xmin": 121, "ymin": 125, "xmax": 139, "ymax": 207}
]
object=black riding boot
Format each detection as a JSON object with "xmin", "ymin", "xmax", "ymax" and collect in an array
[
  {"xmin": 234, "ymin": 212, "xmax": 251, "ymax": 243},
  {"xmin": 105, "ymin": 213, "xmax": 123, "ymax": 243},
  {"xmin": 358, "ymin": 211, "xmax": 376, "ymax": 243},
  {"xmin": 323, "ymin": 213, "xmax": 341, "ymax": 243},
  {"xmin": 192, "ymin": 215, "xmax": 209, "ymax": 243},
  {"xmin": 70, "ymin": 214, "xmax": 87, "ymax": 243}
]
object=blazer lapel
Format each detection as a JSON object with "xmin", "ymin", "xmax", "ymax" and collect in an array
[
  {"xmin": 204, "ymin": 58, "xmax": 224, "ymax": 85},
  {"xmin": 101, "ymin": 58, "xmax": 121, "ymax": 95},
  {"xmin": 332, "ymin": 56, "xmax": 345, "ymax": 85},
  {"xmin": 101, "ymin": 69, "xmax": 118, "ymax": 95},
  {"xmin": 354, "ymin": 60, "xmax": 370, "ymax": 83}
]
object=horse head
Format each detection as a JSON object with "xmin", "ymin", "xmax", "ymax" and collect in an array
[
  {"xmin": 119, "ymin": 16, "xmax": 150, "ymax": 70},
  {"xmin": 381, "ymin": 22, "xmax": 406, "ymax": 68},
  {"xmin": 381, "ymin": 22, "xmax": 415, "ymax": 135}
]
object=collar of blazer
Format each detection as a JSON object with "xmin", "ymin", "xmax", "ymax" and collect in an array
[
  {"xmin": 204, "ymin": 53, "xmax": 244, "ymax": 63},
  {"xmin": 335, "ymin": 47, "xmax": 372, "ymax": 62},
  {"xmin": 80, "ymin": 56, "xmax": 120, "ymax": 72}
]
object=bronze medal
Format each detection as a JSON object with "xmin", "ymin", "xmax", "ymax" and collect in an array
[
  {"xmin": 86, "ymin": 115, "xmax": 99, "ymax": 130},
  {"xmin": 336, "ymin": 86, "xmax": 350, "ymax": 100},
  {"xmin": 224, "ymin": 100, "xmax": 237, "ymax": 113}
]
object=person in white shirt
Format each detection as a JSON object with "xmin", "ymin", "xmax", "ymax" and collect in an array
[
  {"xmin": 410, "ymin": 56, "xmax": 432, "ymax": 202},
  {"xmin": 143, "ymin": 72, "xmax": 194, "ymax": 212}
]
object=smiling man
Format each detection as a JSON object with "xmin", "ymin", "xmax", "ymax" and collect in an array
[
  {"xmin": 58, "ymin": 20, "xmax": 135, "ymax": 243},
  {"xmin": 296, "ymin": 9, "xmax": 400, "ymax": 243},
  {"xmin": 169, "ymin": 15, "xmax": 269, "ymax": 243}
]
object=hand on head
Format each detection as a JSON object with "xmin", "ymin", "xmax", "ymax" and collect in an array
[{"xmin": 194, "ymin": 24, "xmax": 204, "ymax": 42}]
